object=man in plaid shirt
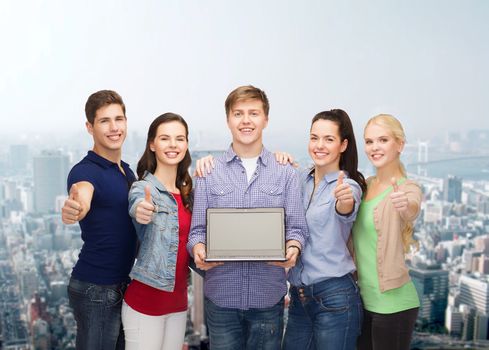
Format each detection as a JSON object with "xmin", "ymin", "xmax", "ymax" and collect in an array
[{"xmin": 187, "ymin": 85, "xmax": 308, "ymax": 349}]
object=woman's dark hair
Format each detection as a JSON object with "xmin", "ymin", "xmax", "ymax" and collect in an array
[
  {"xmin": 137, "ymin": 113, "xmax": 193, "ymax": 210},
  {"xmin": 311, "ymin": 109, "xmax": 367, "ymax": 193}
]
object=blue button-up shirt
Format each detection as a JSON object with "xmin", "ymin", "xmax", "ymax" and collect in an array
[
  {"xmin": 187, "ymin": 146, "xmax": 308, "ymax": 310},
  {"xmin": 288, "ymin": 170, "xmax": 362, "ymax": 287}
]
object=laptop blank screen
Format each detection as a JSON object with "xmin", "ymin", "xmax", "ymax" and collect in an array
[{"xmin": 206, "ymin": 208, "xmax": 285, "ymax": 261}]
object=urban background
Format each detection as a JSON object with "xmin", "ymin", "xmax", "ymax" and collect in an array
[
  {"xmin": 1, "ymin": 0, "xmax": 488, "ymax": 349},
  {"xmin": 1, "ymin": 128, "xmax": 489, "ymax": 349}
]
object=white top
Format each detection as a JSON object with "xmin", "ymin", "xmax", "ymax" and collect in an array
[{"xmin": 241, "ymin": 156, "xmax": 258, "ymax": 183}]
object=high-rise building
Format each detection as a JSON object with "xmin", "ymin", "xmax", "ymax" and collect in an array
[
  {"xmin": 443, "ymin": 175, "xmax": 462, "ymax": 203},
  {"xmin": 33, "ymin": 150, "xmax": 69, "ymax": 213},
  {"xmin": 410, "ymin": 266, "xmax": 449, "ymax": 326},
  {"xmin": 423, "ymin": 201, "xmax": 443, "ymax": 224},
  {"xmin": 445, "ymin": 305, "xmax": 463, "ymax": 336},
  {"xmin": 461, "ymin": 306, "xmax": 476, "ymax": 341},
  {"xmin": 474, "ymin": 313, "xmax": 489, "ymax": 340},
  {"xmin": 459, "ymin": 275, "xmax": 489, "ymax": 315}
]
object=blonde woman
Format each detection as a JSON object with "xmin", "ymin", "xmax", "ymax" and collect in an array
[{"xmin": 353, "ymin": 114, "xmax": 421, "ymax": 350}]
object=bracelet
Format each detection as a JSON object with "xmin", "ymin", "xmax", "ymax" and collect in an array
[{"xmin": 287, "ymin": 245, "xmax": 301, "ymax": 256}]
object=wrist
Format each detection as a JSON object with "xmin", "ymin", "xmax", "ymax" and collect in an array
[
  {"xmin": 287, "ymin": 245, "xmax": 301, "ymax": 256},
  {"xmin": 335, "ymin": 199, "xmax": 355, "ymax": 216}
]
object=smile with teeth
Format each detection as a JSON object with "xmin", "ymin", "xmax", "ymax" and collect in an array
[
  {"xmin": 240, "ymin": 128, "xmax": 254, "ymax": 134},
  {"xmin": 107, "ymin": 134, "xmax": 122, "ymax": 141},
  {"xmin": 371, "ymin": 154, "xmax": 383, "ymax": 160},
  {"xmin": 165, "ymin": 152, "xmax": 179, "ymax": 158},
  {"xmin": 314, "ymin": 151, "xmax": 329, "ymax": 158}
]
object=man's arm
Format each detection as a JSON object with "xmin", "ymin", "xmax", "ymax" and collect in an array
[
  {"xmin": 270, "ymin": 167, "xmax": 308, "ymax": 268},
  {"xmin": 61, "ymin": 181, "xmax": 94, "ymax": 224},
  {"xmin": 187, "ymin": 177, "xmax": 222, "ymax": 270}
]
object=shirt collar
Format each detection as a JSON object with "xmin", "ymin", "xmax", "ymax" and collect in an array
[
  {"xmin": 86, "ymin": 150, "xmax": 130, "ymax": 171},
  {"xmin": 142, "ymin": 171, "xmax": 168, "ymax": 192},
  {"xmin": 224, "ymin": 145, "xmax": 270, "ymax": 167},
  {"xmin": 307, "ymin": 169, "xmax": 347, "ymax": 184}
]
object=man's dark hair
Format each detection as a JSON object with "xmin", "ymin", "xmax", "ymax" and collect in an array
[{"xmin": 85, "ymin": 90, "xmax": 126, "ymax": 124}]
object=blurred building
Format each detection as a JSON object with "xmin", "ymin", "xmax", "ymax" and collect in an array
[
  {"xmin": 33, "ymin": 150, "xmax": 69, "ymax": 213},
  {"xmin": 443, "ymin": 175, "xmax": 462, "ymax": 204},
  {"xmin": 410, "ymin": 266, "xmax": 449, "ymax": 326},
  {"xmin": 9, "ymin": 144, "xmax": 29, "ymax": 174}
]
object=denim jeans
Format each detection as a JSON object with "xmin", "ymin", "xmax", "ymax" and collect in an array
[
  {"xmin": 283, "ymin": 274, "xmax": 363, "ymax": 350},
  {"xmin": 68, "ymin": 277, "xmax": 127, "ymax": 350},
  {"xmin": 205, "ymin": 297, "xmax": 284, "ymax": 350}
]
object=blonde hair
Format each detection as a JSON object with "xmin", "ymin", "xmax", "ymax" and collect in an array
[
  {"xmin": 225, "ymin": 85, "xmax": 269, "ymax": 118},
  {"xmin": 365, "ymin": 114, "xmax": 407, "ymax": 176},
  {"xmin": 365, "ymin": 114, "xmax": 417, "ymax": 253}
]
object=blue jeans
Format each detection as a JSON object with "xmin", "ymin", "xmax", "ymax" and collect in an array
[
  {"xmin": 283, "ymin": 274, "xmax": 363, "ymax": 350},
  {"xmin": 68, "ymin": 277, "xmax": 127, "ymax": 350},
  {"xmin": 205, "ymin": 297, "xmax": 284, "ymax": 350}
]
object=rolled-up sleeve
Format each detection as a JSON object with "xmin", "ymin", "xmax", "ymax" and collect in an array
[
  {"xmin": 187, "ymin": 176, "xmax": 209, "ymax": 256},
  {"xmin": 284, "ymin": 168, "xmax": 309, "ymax": 248},
  {"xmin": 335, "ymin": 179, "xmax": 363, "ymax": 224}
]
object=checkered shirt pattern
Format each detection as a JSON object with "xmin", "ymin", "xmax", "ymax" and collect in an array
[{"xmin": 187, "ymin": 146, "xmax": 308, "ymax": 310}]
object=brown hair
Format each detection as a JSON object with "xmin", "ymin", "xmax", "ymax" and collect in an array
[
  {"xmin": 224, "ymin": 85, "xmax": 269, "ymax": 118},
  {"xmin": 136, "ymin": 113, "xmax": 193, "ymax": 210},
  {"xmin": 311, "ymin": 109, "xmax": 367, "ymax": 194},
  {"xmin": 85, "ymin": 90, "xmax": 126, "ymax": 124}
]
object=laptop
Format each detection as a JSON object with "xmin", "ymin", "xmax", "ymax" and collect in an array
[{"xmin": 205, "ymin": 207, "xmax": 286, "ymax": 262}]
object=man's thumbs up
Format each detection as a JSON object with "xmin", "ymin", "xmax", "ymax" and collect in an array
[
  {"xmin": 62, "ymin": 184, "xmax": 83, "ymax": 224},
  {"xmin": 69, "ymin": 183, "xmax": 79, "ymax": 200}
]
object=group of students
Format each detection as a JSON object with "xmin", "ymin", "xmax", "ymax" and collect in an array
[{"xmin": 61, "ymin": 85, "xmax": 422, "ymax": 350}]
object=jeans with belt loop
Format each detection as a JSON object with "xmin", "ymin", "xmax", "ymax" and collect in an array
[
  {"xmin": 283, "ymin": 273, "xmax": 363, "ymax": 350},
  {"xmin": 68, "ymin": 277, "xmax": 127, "ymax": 350},
  {"xmin": 205, "ymin": 297, "xmax": 284, "ymax": 350}
]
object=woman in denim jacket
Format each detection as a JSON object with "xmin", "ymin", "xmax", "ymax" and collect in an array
[{"xmin": 122, "ymin": 113, "xmax": 193, "ymax": 350}]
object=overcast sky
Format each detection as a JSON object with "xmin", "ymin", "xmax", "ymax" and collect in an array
[{"xmin": 1, "ymin": 0, "xmax": 488, "ymax": 153}]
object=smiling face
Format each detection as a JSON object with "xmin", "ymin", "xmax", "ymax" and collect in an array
[
  {"xmin": 150, "ymin": 121, "xmax": 188, "ymax": 168},
  {"xmin": 364, "ymin": 122, "xmax": 404, "ymax": 170},
  {"xmin": 308, "ymin": 119, "xmax": 347, "ymax": 174},
  {"xmin": 87, "ymin": 103, "xmax": 127, "ymax": 159},
  {"xmin": 227, "ymin": 98, "xmax": 268, "ymax": 156}
]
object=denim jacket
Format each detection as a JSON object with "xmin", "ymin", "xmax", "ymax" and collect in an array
[{"xmin": 128, "ymin": 172, "xmax": 179, "ymax": 292}]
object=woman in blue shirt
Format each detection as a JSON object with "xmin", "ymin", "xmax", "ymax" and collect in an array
[{"xmin": 282, "ymin": 109, "xmax": 366, "ymax": 350}]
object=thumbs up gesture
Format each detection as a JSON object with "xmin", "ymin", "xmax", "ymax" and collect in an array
[
  {"xmin": 62, "ymin": 184, "xmax": 83, "ymax": 224},
  {"xmin": 334, "ymin": 171, "xmax": 355, "ymax": 215},
  {"xmin": 135, "ymin": 186, "xmax": 156, "ymax": 224},
  {"xmin": 389, "ymin": 177, "xmax": 408, "ymax": 213}
]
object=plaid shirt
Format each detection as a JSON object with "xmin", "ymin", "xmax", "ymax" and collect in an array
[{"xmin": 187, "ymin": 146, "xmax": 308, "ymax": 310}]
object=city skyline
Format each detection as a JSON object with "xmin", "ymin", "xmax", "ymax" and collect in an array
[{"xmin": 1, "ymin": 1, "xmax": 489, "ymax": 348}]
